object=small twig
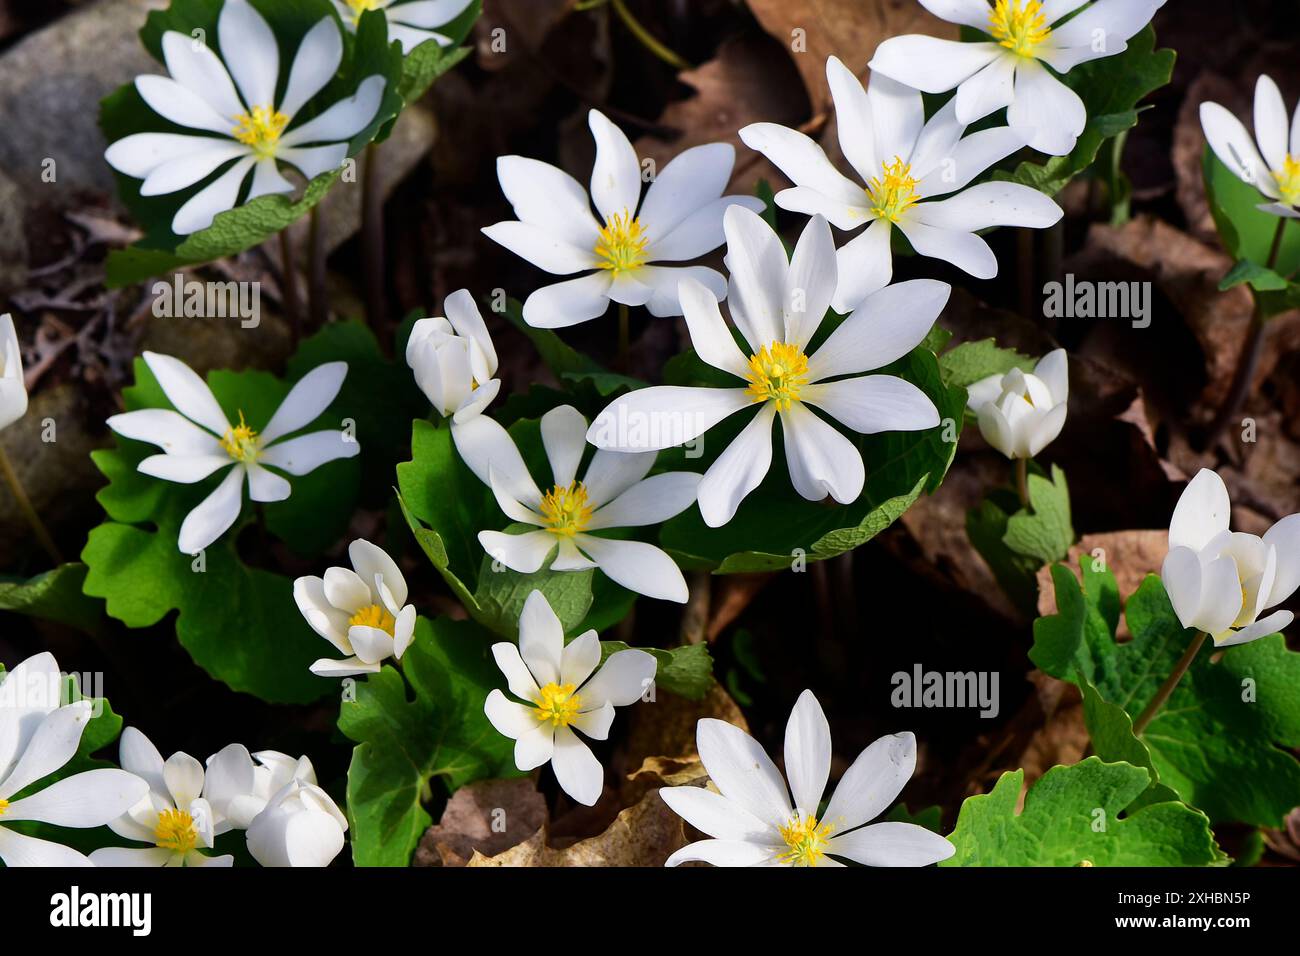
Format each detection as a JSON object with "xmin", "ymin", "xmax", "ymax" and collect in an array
[
  {"xmin": 606, "ymin": 0, "xmax": 693, "ymax": 72},
  {"xmin": 1015, "ymin": 457, "xmax": 1030, "ymax": 510},
  {"xmin": 679, "ymin": 570, "xmax": 712, "ymax": 646}
]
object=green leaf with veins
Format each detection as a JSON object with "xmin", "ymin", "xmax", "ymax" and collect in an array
[
  {"xmin": 395, "ymin": 0, "xmax": 481, "ymax": 102},
  {"xmin": 942, "ymin": 757, "xmax": 1225, "ymax": 866},
  {"xmin": 80, "ymin": 356, "xmax": 359, "ymax": 704},
  {"xmin": 338, "ymin": 615, "xmax": 518, "ymax": 867},
  {"xmin": 0, "ymin": 564, "xmax": 103, "ymax": 633},
  {"xmin": 598, "ymin": 640, "xmax": 712, "ymax": 701},
  {"xmin": 1032, "ymin": 562, "xmax": 1300, "ymax": 826}
]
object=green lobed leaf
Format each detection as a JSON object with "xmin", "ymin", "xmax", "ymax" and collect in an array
[
  {"xmin": 1032, "ymin": 564, "xmax": 1300, "ymax": 826},
  {"xmin": 0, "ymin": 564, "xmax": 103, "ymax": 633},
  {"xmin": 937, "ymin": 338, "xmax": 1034, "ymax": 392},
  {"xmin": 338, "ymin": 615, "xmax": 518, "ymax": 866},
  {"xmin": 394, "ymin": 0, "xmax": 481, "ymax": 102},
  {"xmin": 943, "ymin": 758, "xmax": 1224, "ymax": 866},
  {"xmin": 101, "ymin": 0, "xmax": 405, "ymax": 285},
  {"xmin": 598, "ymin": 640, "xmax": 712, "ymax": 702},
  {"xmin": 80, "ymin": 356, "xmax": 360, "ymax": 704},
  {"xmin": 1002, "ymin": 464, "xmax": 1075, "ymax": 563}
]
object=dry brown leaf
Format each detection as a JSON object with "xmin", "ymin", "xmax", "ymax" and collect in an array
[
  {"xmin": 616, "ymin": 680, "xmax": 748, "ymax": 782},
  {"xmin": 466, "ymin": 785, "xmax": 686, "ymax": 867},
  {"xmin": 742, "ymin": 0, "xmax": 955, "ymax": 111},
  {"xmin": 1034, "ymin": 530, "xmax": 1168, "ymax": 642},
  {"xmin": 412, "ymin": 778, "xmax": 548, "ymax": 867}
]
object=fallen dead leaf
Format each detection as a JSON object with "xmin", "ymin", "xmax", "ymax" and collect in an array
[{"xmin": 412, "ymin": 777, "xmax": 548, "ymax": 867}]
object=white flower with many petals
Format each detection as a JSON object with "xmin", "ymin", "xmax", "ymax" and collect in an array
[
  {"xmin": 1201, "ymin": 75, "xmax": 1300, "ymax": 219},
  {"xmin": 741, "ymin": 58, "xmax": 1062, "ymax": 311},
  {"xmin": 405, "ymin": 288, "xmax": 500, "ymax": 422},
  {"xmin": 0, "ymin": 653, "xmax": 149, "ymax": 867},
  {"xmin": 90, "ymin": 728, "xmax": 233, "ymax": 868},
  {"xmin": 870, "ymin": 0, "xmax": 1166, "ymax": 156},
  {"xmin": 332, "ymin": 0, "xmax": 473, "ymax": 53},
  {"xmin": 107, "ymin": 352, "xmax": 359, "ymax": 555},
  {"xmin": 484, "ymin": 591, "xmax": 656, "ymax": 806},
  {"xmin": 246, "ymin": 777, "xmax": 349, "ymax": 867},
  {"xmin": 204, "ymin": 745, "xmax": 317, "ymax": 829},
  {"xmin": 966, "ymin": 348, "xmax": 1068, "ymax": 459},
  {"xmin": 453, "ymin": 405, "xmax": 700, "ymax": 602},
  {"xmin": 483, "ymin": 109, "xmax": 765, "ymax": 328},
  {"xmin": 662, "ymin": 690, "xmax": 955, "ymax": 867},
  {"xmin": 588, "ymin": 208, "xmax": 944, "ymax": 528},
  {"xmin": 1161, "ymin": 469, "xmax": 1299, "ymax": 648},
  {"xmin": 295, "ymin": 538, "xmax": 417, "ymax": 677},
  {"xmin": 0, "ymin": 314, "xmax": 27, "ymax": 432},
  {"xmin": 105, "ymin": 0, "xmax": 387, "ymax": 234}
]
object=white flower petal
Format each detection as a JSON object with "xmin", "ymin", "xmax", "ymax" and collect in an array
[
  {"xmin": 219, "ymin": 0, "xmax": 279, "ymax": 109},
  {"xmin": 825, "ymin": 56, "xmax": 878, "ymax": 182},
  {"xmin": 322, "ymin": 566, "xmax": 370, "ymax": 614},
  {"xmin": 831, "ymin": 218, "xmax": 894, "ymax": 314},
  {"xmin": 1216, "ymin": 610, "xmax": 1294, "ymax": 648},
  {"xmin": 1050, "ymin": 0, "xmax": 1163, "ymax": 51},
  {"xmin": 639, "ymin": 142, "xmax": 736, "ymax": 243},
  {"xmin": 1007, "ymin": 58, "xmax": 1087, "ymax": 156},
  {"xmin": 0, "ymin": 827, "xmax": 93, "ymax": 867},
  {"xmin": 695, "ymin": 717, "xmax": 793, "ymax": 829},
  {"xmin": 513, "ymin": 722, "xmax": 555, "ymax": 771},
  {"xmin": 867, "ymin": 72, "xmax": 926, "ymax": 163},
  {"xmin": 386, "ymin": 0, "xmax": 474, "ymax": 28},
  {"xmin": 163, "ymin": 752, "xmax": 204, "ymax": 809},
  {"xmin": 575, "ymin": 535, "xmax": 689, "ymax": 603},
  {"xmin": 1161, "ymin": 547, "xmax": 1203, "ymax": 630},
  {"xmin": 89, "ymin": 846, "xmax": 174, "ymax": 867},
  {"xmin": 802, "ymin": 375, "xmax": 940, "ymax": 435},
  {"xmin": 784, "ymin": 690, "xmax": 831, "ymax": 819},
  {"xmin": 105, "ymin": 132, "xmax": 228, "ymax": 179},
  {"xmin": 118, "ymin": 727, "xmax": 167, "ymax": 798},
  {"xmin": 452, "ymin": 414, "xmax": 542, "ymax": 507},
  {"xmin": 139, "ymin": 140, "xmax": 247, "ymax": 196},
  {"xmin": 519, "ymin": 273, "xmax": 614, "ymax": 328},
  {"xmin": 587, "ymin": 386, "xmax": 751, "ymax": 453},
  {"xmin": 138, "ymin": 453, "xmax": 233, "ymax": 484},
  {"xmin": 135, "ymin": 75, "xmax": 234, "ymax": 135},
  {"xmin": 278, "ymin": 144, "xmax": 348, "ymax": 180},
  {"xmin": 912, "ymin": 181, "xmax": 1064, "ymax": 232},
  {"xmin": 678, "ymin": 278, "xmax": 751, "ymax": 379},
  {"xmin": 0, "ymin": 703, "xmax": 88, "ymax": 800},
  {"xmin": 638, "ymin": 265, "xmax": 726, "ymax": 318},
  {"xmin": 160, "ymin": 31, "xmax": 244, "ymax": 120},
  {"xmin": 480, "ymin": 221, "xmax": 600, "ymax": 275},
  {"xmin": 774, "ymin": 185, "xmax": 873, "ymax": 232},
  {"xmin": 821, "ymin": 731, "xmax": 917, "ymax": 833},
  {"xmin": 279, "ymin": 18, "xmax": 344, "ymax": 119},
  {"xmin": 348, "ymin": 626, "xmax": 396, "ymax": 665},
  {"xmin": 1253, "ymin": 75, "xmax": 1290, "ymax": 175},
  {"xmin": 697, "ymin": 404, "xmax": 776, "ymax": 528},
  {"xmin": 142, "ymin": 351, "xmax": 230, "ymax": 436},
  {"xmin": 518, "ymin": 589, "xmax": 564, "ymax": 685},
  {"xmin": 827, "ymin": 821, "xmax": 955, "ymax": 867},
  {"xmin": 588, "ymin": 110, "xmax": 642, "ymax": 223},
  {"xmin": 738, "ymin": 122, "xmax": 867, "ymax": 214},
  {"xmin": 570, "ymin": 700, "xmax": 615, "ymax": 741},
  {"xmin": 489, "ymin": 645, "xmax": 540, "ymax": 703},
  {"xmin": 560, "ymin": 630, "xmax": 602, "ymax": 688},
  {"xmin": 809, "ymin": 278, "xmax": 948, "ymax": 382},
  {"xmin": 171, "ymin": 155, "xmax": 256, "ymax": 235},
  {"xmin": 664, "ymin": 838, "xmax": 780, "ymax": 867},
  {"xmin": 647, "ymin": 197, "xmax": 764, "ymax": 263},
  {"xmin": 245, "ymin": 463, "xmax": 291, "ymax": 502},
  {"xmin": 868, "ymin": 37, "xmax": 1004, "ymax": 97},
  {"xmin": 551, "ymin": 726, "xmax": 603, "ymax": 806},
  {"xmin": 484, "ymin": 688, "xmax": 540, "ymax": 739},
  {"xmin": 177, "ymin": 464, "xmax": 245, "ymax": 554},
  {"xmin": 1262, "ymin": 514, "xmax": 1300, "ymax": 607},
  {"xmin": 918, "ymin": 126, "xmax": 1026, "ymax": 199},
  {"xmin": 780, "ymin": 402, "xmax": 865, "ymax": 505},
  {"xmin": 897, "ymin": 217, "xmax": 998, "ymax": 279},
  {"xmin": 540, "ymin": 405, "xmax": 589, "ymax": 489},
  {"xmin": 581, "ymin": 449, "xmax": 656, "ymax": 508},
  {"xmin": 4, "ymin": 768, "xmax": 147, "ymax": 827},
  {"xmin": 954, "ymin": 51, "xmax": 1016, "ymax": 125},
  {"xmin": 578, "ymin": 648, "xmax": 657, "ymax": 706},
  {"xmin": 1200, "ymin": 102, "xmax": 1274, "ymax": 196},
  {"xmin": 259, "ymin": 430, "xmax": 359, "ymax": 475},
  {"xmin": 349, "ymin": 538, "xmax": 408, "ymax": 608},
  {"xmin": 785, "ymin": 214, "xmax": 838, "ymax": 350},
  {"xmin": 279, "ymin": 75, "xmax": 386, "ymax": 146},
  {"xmin": 586, "ymin": 472, "xmax": 701, "ymax": 530},
  {"xmin": 1197, "ymin": 555, "xmax": 1246, "ymax": 639},
  {"xmin": 1169, "ymin": 469, "xmax": 1231, "ymax": 552},
  {"xmin": 659, "ymin": 786, "xmax": 776, "ymax": 843},
  {"xmin": 918, "ymin": 0, "xmax": 996, "ymax": 29},
  {"xmin": 308, "ymin": 657, "xmax": 381, "ymax": 678},
  {"xmin": 723, "ymin": 206, "xmax": 788, "ymax": 351},
  {"xmin": 479, "ymin": 529, "xmax": 556, "ymax": 575}
]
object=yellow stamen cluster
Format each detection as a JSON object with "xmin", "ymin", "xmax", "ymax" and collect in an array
[
  {"xmin": 0, "ymin": 798, "xmax": 8, "ymax": 817},
  {"xmin": 594, "ymin": 210, "xmax": 650, "ymax": 274},
  {"xmin": 866, "ymin": 157, "xmax": 920, "ymax": 224},
  {"xmin": 539, "ymin": 482, "xmax": 593, "ymax": 537},
  {"xmin": 219, "ymin": 411, "xmax": 260, "ymax": 463},
  {"xmin": 1275, "ymin": 155, "xmax": 1300, "ymax": 206},
  {"xmin": 349, "ymin": 603, "xmax": 396, "ymax": 635},
  {"xmin": 232, "ymin": 105, "xmax": 289, "ymax": 159},
  {"xmin": 534, "ymin": 682, "xmax": 583, "ymax": 728},
  {"xmin": 154, "ymin": 808, "xmax": 198, "ymax": 853},
  {"xmin": 988, "ymin": 0, "xmax": 1051, "ymax": 57},
  {"xmin": 778, "ymin": 814, "xmax": 833, "ymax": 867},
  {"xmin": 745, "ymin": 341, "xmax": 809, "ymax": 411},
  {"xmin": 344, "ymin": 0, "xmax": 382, "ymax": 25}
]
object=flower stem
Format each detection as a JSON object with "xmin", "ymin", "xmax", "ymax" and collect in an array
[
  {"xmin": 308, "ymin": 206, "xmax": 327, "ymax": 332},
  {"xmin": 1015, "ymin": 457, "xmax": 1030, "ymax": 510},
  {"xmin": 617, "ymin": 302, "xmax": 630, "ymax": 373},
  {"xmin": 1131, "ymin": 630, "xmax": 1208, "ymax": 736},
  {"xmin": 1206, "ymin": 218, "xmax": 1288, "ymax": 447},
  {"xmin": 362, "ymin": 141, "xmax": 388, "ymax": 352},
  {"xmin": 0, "ymin": 442, "xmax": 62, "ymax": 566},
  {"xmin": 609, "ymin": 0, "xmax": 693, "ymax": 72},
  {"xmin": 679, "ymin": 570, "xmax": 711, "ymax": 646},
  {"xmin": 277, "ymin": 231, "xmax": 301, "ymax": 348}
]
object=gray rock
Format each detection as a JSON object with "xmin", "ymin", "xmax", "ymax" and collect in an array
[{"xmin": 0, "ymin": 170, "xmax": 28, "ymax": 295}]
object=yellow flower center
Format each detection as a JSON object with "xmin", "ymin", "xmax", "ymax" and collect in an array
[
  {"xmin": 344, "ymin": 0, "xmax": 382, "ymax": 25},
  {"xmin": 219, "ymin": 411, "xmax": 260, "ymax": 463},
  {"xmin": 348, "ymin": 603, "xmax": 396, "ymax": 635},
  {"xmin": 539, "ymin": 482, "xmax": 593, "ymax": 537},
  {"xmin": 778, "ymin": 813, "xmax": 833, "ymax": 867},
  {"xmin": 0, "ymin": 798, "xmax": 8, "ymax": 817},
  {"xmin": 594, "ymin": 210, "xmax": 650, "ymax": 274},
  {"xmin": 232, "ymin": 105, "xmax": 290, "ymax": 160},
  {"xmin": 865, "ymin": 157, "xmax": 921, "ymax": 224},
  {"xmin": 1275, "ymin": 155, "xmax": 1300, "ymax": 206},
  {"xmin": 745, "ymin": 341, "xmax": 809, "ymax": 411},
  {"xmin": 154, "ymin": 808, "xmax": 198, "ymax": 853},
  {"xmin": 988, "ymin": 0, "xmax": 1051, "ymax": 57},
  {"xmin": 534, "ymin": 682, "xmax": 583, "ymax": 727}
]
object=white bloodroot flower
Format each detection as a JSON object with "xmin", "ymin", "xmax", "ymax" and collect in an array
[
  {"xmin": 661, "ymin": 690, "xmax": 955, "ymax": 867},
  {"xmin": 203, "ymin": 745, "xmax": 318, "ymax": 829},
  {"xmin": 105, "ymin": 0, "xmax": 386, "ymax": 234},
  {"xmin": 483, "ymin": 109, "xmax": 765, "ymax": 328},
  {"xmin": 107, "ymin": 352, "xmax": 359, "ymax": 555},
  {"xmin": 1161, "ymin": 469, "xmax": 1300, "ymax": 648},
  {"xmin": 965, "ymin": 348, "xmax": 1068, "ymax": 459},
  {"xmin": 332, "ymin": 0, "xmax": 474, "ymax": 53},
  {"xmin": 0, "ymin": 314, "xmax": 27, "ymax": 431},
  {"xmin": 90, "ymin": 727, "xmax": 233, "ymax": 867},
  {"xmin": 740, "ymin": 57, "xmax": 1062, "ymax": 311},
  {"xmin": 405, "ymin": 288, "xmax": 501, "ymax": 422},
  {"xmin": 246, "ymin": 777, "xmax": 349, "ymax": 867},
  {"xmin": 453, "ymin": 405, "xmax": 701, "ymax": 602},
  {"xmin": 1201, "ymin": 75, "xmax": 1300, "ymax": 219},
  {"xmin": 588, "ymin": 208, "xmax": 945, "ymax": 528},
  {"xmin": 484, "ymin": 591, "xmax": 657, "ymax": 806},
  {"xmin": 294, "ymin": 538, "xmax": 417, "ymax": 677},
  {"xmin": 869, "ymin": 0, "xmax": 1167, "ymax": 156},
  {"xmin": 0, "ymin": 653, "xmax": 149, "ymax": 867}
]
